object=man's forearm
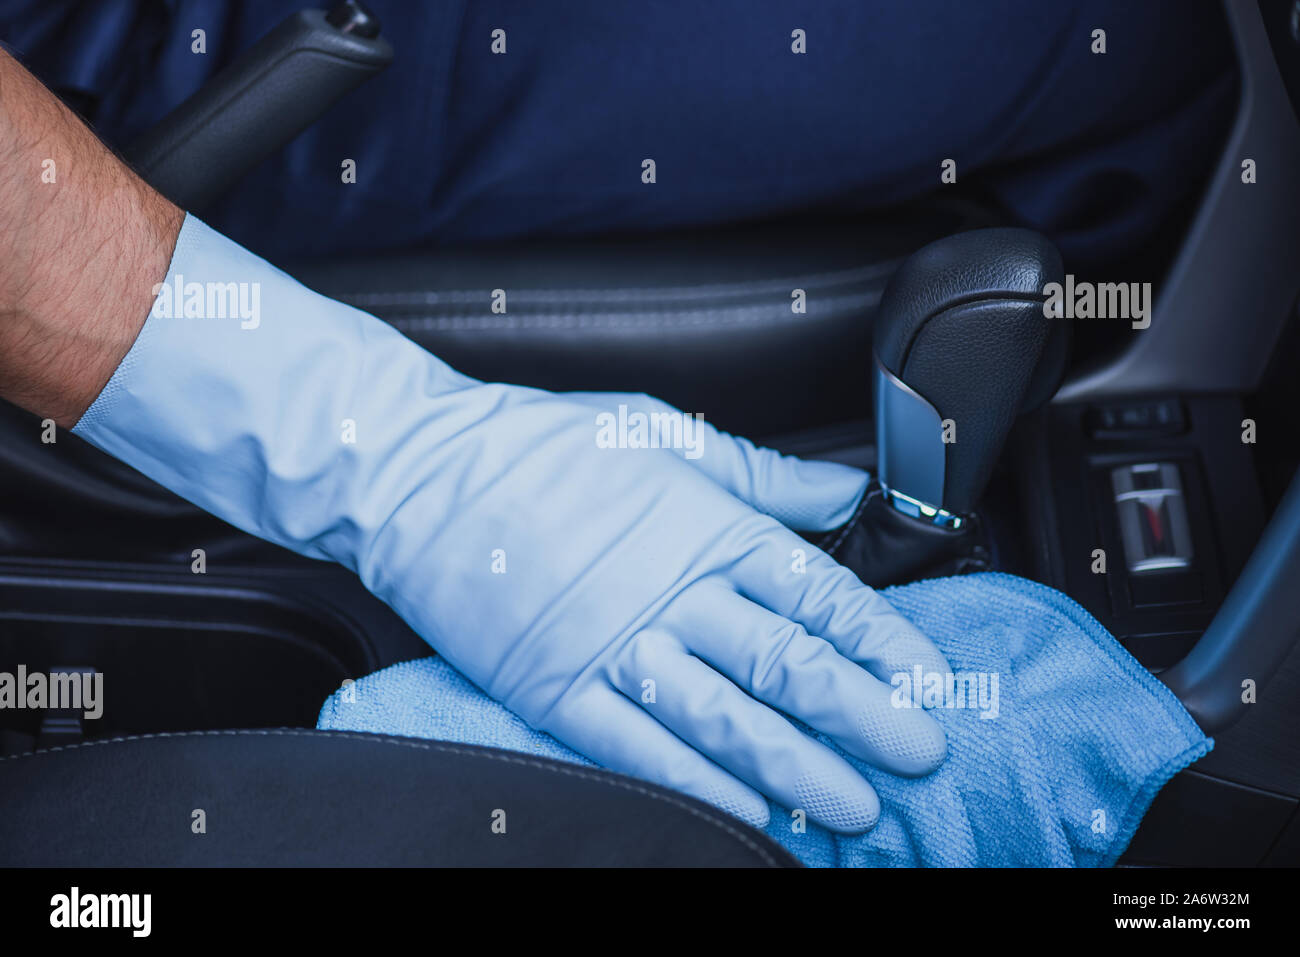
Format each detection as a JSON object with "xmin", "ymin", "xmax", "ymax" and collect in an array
[{"xmin": 0, "ymin": 47, "xmax": 183, "ymax": 427}]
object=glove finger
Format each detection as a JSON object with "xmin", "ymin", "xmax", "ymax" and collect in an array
[
  {"xmin": 726, "ymin": 520, "xmax": 954, "ymax": 687},
  {"xmin": 611, "ymin": 630, "xmax": 880, "ymax": 833},
  {"xmin": 668, "ymin": 584, "xmax": 946, "ymax": 776},
  {"xmin": 544, "ymin": 682, "xmax": 771, "ymax": 830},
  {"xmin": 568, "ymin": 391, "xmax": 868, "ymax": 531}
]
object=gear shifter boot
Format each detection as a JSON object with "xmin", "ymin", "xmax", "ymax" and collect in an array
[{"xmin": 818, "ymin": 483, "xmax": 990, "ymax": 588}]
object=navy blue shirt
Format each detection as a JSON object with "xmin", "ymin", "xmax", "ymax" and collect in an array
[{"xmin": 1, "ymin": 0, "xmax": 1235, "ymax": 268}]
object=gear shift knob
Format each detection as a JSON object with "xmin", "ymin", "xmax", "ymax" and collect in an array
[{"xmin": 873, "ymin": 228, "xmax": 1064, "ymax": 523}]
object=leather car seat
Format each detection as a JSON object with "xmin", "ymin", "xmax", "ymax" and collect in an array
[{"xmin": 0, "ymin": 729, "xmax": 798, "ymax": 866}]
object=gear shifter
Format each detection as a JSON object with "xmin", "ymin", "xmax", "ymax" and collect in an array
[
  {"xmin": 873, "ymin": 228, "xmax": 1064, "ymax": 523},
  {"xmin": 823, "ymin": 228, "xmax": 1065, "ymax": 585}
]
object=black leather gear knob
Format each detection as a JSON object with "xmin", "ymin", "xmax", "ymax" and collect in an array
[{"xmin": 872, "ymin": 228, "xmax": 1064, "ymax": 517}]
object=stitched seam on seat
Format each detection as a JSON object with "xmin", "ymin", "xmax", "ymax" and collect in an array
[
  {"xmin": 346, "ymin": 289, "xmax": 881, "ymax": 318},
  {"xmin": 0, "ymin": 728, "xmax": 785, "ymax": 866},
  {"xmin": 327, "ymin": 260, "xmax": 900, "ymax": 305},
  {"xmin": 342, "ymin": 284, "xmax": 881, "ymax": 308},
  {"xmin": 377, "ymin": 294, "xmax": 881, "ymax": 332}
]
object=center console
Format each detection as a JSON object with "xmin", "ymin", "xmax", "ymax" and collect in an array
[{"xmin": 1013, "ymin": 395, "xmax": 1264, "ymax": 671}]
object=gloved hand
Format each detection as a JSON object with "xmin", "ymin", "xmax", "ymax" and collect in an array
[{"xmin": 75, "ymin": 215, "xmax": 953, "ymax": 832}]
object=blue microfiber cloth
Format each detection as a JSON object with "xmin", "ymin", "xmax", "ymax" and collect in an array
[{"xmin": 317, "ymin": 572, "xmax": 1211, "ymax": 866}]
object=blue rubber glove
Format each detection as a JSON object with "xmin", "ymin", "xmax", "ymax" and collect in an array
[{"xmin": 75, "ymin": 214, "xmax": 952, "ymax": 832}]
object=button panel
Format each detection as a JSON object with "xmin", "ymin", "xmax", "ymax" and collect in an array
[{"xmin": 1087, "ymin": 399, "xmax": 1186, "ymax": 439}]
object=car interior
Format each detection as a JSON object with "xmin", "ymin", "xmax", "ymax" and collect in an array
[{"xmin": 1, "ymin": 0, "xmax": 1298, "ymax": 867}]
